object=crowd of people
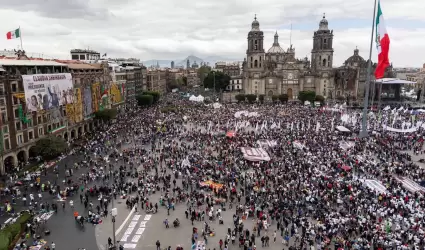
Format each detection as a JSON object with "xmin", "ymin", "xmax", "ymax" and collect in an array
[{"xmin": 2, "ymin": 93, "xmax": 425, "ymax": 250}]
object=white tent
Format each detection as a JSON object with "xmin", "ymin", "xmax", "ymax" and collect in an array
[
  {"xmin": 189, "ymin": 95, "xmax": 204, "ymax": 102},
  {"xmin": 375, "ymin": 78, "xmax": 416, "ymax": 85},
  {"xmin": 336, "ymin": 126, "xmax": 350, "ymax": 132},
  {"xmin": 213, "ymin": 102, "xmax": 222, "ymax": 109}
]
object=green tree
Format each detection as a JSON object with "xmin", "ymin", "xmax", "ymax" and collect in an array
[
  {"xmin": 259, "ymin": 95, "xmax": 265, "ymax": 104},
  {"xmin": 235, "ymin": 94, "xmax": 245, "ymax": 103},
  {"xmin": 136, "ymin": 94, "xmax": 154, "ymax": 106},
  {"xmin": 246, "ymin": 94, "xmax": 257, "ymax": 104},
  {"xmin": 143, "ymin": 91, "xmax": 160, "ymax": 103},
  {"xmin": 203, "ymin": 71, "xmax": 230, "ymax": 91},
  {"xmin": 197, "ymin": 65, "xmax": 211, "ymax": 85},
  {"xmin": 272, "ymin": 95, "xmax": 279, "ymax": 103},
  {"xmin": 278, "ymin": 94, "xmax": 288, "ymax": 103},
  {"xmin": 298, "ymin": 91, "xmax": 316, "ymax": 103},
  {"xmin": 34, "ymin": 136, "xmax": 68, "ymax": 161},
  {"xmin": 315, "ymin": 95, "xmax": 325, "ymax": 104},
  {"xmin": 94, "ymin": 108, "xmax": 117, "ymax": 121},
  {"xmin": 182, "ymin": 76, "xmax": 188, "ymax": 86}
]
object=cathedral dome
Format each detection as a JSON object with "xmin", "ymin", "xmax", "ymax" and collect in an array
[
  {"xmin": 251, "ymin": 15, "xmax": 260, "ymax": 31},
  {"xmin": 267, "ymin": 31, "xmax": 284, "ymax": 53},
  {"xmin": 344, "ymin": 47, "xmax": 366, "ymax": 66},
  {"xmin": 319, "ymin": 13, "xmax": 329, "ymax": 30}
]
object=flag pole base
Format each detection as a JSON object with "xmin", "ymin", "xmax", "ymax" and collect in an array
[{"xmin": 359, "ymin": 130, "xmax": 368, "ymax": 138}]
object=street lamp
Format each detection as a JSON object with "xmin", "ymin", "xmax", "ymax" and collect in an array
[{"xmin": 212, "ymin": 71, "xmax": 216, "ymax": 101}]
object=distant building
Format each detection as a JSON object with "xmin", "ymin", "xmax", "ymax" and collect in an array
[
  {"xmin": 70, "ymin": 49, "xmax": 101, "ymax": 62},
  {"xmin": 171, "ymin": 61, "xmax": 175, "ymax": 69},
  {"xmin": 186, "ymin": 60, "xmax": 190, "ymax": 69},
  {"xmin": 191, "ymin": 61, "xmax": 199, "ymax": 69}
]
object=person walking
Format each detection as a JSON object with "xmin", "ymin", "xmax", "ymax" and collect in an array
[{"xmin": 51, "ymin": 242, "xmax": 55, "ymax": 250}]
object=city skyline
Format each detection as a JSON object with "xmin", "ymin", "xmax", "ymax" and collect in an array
[{"xmin": 0, "ymin": 0, "xmax": 423, "ymax": 67}]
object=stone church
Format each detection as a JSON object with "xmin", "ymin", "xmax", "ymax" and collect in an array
[{"xmin": 242, "ymin": 15, "xmax": 336, "ymax": 100}]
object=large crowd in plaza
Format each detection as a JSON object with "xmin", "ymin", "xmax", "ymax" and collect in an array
[{"xmin": 3, "ymin": 93, "xmax": 425, "ymax": 250}]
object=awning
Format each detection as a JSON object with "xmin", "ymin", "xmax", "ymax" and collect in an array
[
  {"xmin": 375, "ymin": 78, "xmax": 416, "ymax": 85},
  {"xmin": 336, "ymin": 126, "xmax": 350, "ymax": 132}
]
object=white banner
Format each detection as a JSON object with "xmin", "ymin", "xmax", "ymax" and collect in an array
[
  {"xmin": 22, "ymin": 73, "xmax": 73, "ymax": 112},
  {"xmin": 240, "ymin": 147, "xmax": 270, "ymax": 161}
]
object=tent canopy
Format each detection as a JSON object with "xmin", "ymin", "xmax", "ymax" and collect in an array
[
  {"xmin": 336, "ymin": 126, "xmax": 350, "ymax": 132},
  {"xmin": 375, "ymin": 78, "xmax": 416, "ymax": 85}
]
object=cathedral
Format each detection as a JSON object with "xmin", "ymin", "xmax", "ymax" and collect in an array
[{"xmin": 242, "ymin": 14, "xmax": 336, "ymax": 100}]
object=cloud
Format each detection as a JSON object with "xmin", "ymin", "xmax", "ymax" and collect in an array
[{"xmin": 0, "ymin": 0, "xmax": 422, "ymax": 67}]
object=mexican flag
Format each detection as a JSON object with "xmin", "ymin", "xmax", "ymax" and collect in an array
[
  {"xmin": 6, "ymin": 28, "xmax": 20, "ymax": 40},
  {"xmin": 374, "ymin": 0, "xmax": 390, "ymax": 79}
]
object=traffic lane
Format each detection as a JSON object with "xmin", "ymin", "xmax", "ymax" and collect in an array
[{"xmin": 41, "ymin": 193, "xmax": 98, "ymax": 250}]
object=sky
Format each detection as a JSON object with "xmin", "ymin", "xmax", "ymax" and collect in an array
[{"xmin": 0, "ymin": 0, "xmax": 423, "ymax": 68}]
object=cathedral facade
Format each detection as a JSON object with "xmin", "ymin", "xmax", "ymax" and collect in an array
[{"xmin": 242, "ymin": 15, "xmax": 336, "ymax": 100}]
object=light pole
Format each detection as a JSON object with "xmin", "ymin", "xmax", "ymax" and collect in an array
[
  {"xmin": 110, "ymin": 162, "xmax": 117, "ymax": 249},
  {"xmin": 213, "ymin": 71, "xmax": 216, "ymax": 101},
  {"xmin": 360, "ymin": 0, "xmax": 378, "ymax": 138}
]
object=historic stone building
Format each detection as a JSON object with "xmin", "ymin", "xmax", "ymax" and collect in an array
[{"xmin": 243, "ymin": 15, "xmax": 336, "ymax": 100}]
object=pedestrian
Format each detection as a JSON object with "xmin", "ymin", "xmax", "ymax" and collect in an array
[{"xmin": 51, "ymin": 242, "xmax": 55, "ymax": 250}]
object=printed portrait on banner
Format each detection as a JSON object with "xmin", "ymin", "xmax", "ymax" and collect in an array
[{"xmin": 22, "ymin": 73, "xmax": 73, "ymax": 112}]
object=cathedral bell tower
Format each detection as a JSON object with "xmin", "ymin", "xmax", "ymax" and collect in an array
[
  {"xmin": 246, "ymin": 15, "xmax": 265, "ymax": 70},
  {"xmin": 311, "ymin": 14, "xmax": 334, "ymax": 70}
]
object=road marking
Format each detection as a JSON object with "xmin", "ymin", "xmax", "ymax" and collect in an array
[
  {"xmin": 135, "ymin": 228, "xmax": 145, "ymax": 235},
  {"xmin": 128, "ymin": 221, "xmax": 137, "ymax": 228},
  {"xmin": 123, "ymin": 243, "xmax": 137, "ymax": 249},
  {"xmin": 143, "ymin": 215, "xmax": 152, "ymax": 221},
  {"xmin": 132, "ymin": 215, "xmax": 141, "ymax": 221},
  {"xmin": 124, "ymin": 227, "xmax": 135, "ymax": 235},
  {"xmin": 120, "ymin": 234, "xmax": 131, "ymax": 242},
  {"xmin": 116, "ymin": 206, "xmax": 136, "ymax": 236},
  {"xmin": 132, "ymin": 235, "xmax": 141, "ymax": 243},
  {"xmin": 139, "ymin": 221, "xmax": 147, "ymax": 227}
]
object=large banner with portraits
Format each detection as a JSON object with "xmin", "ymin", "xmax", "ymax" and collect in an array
[
  {"xmin": 65, "ymin": 88, "xmax": 83, "ymax": 124},
  {"xmin": 22, "ymin": 73, "xmax": 73, "ymax": 112}
]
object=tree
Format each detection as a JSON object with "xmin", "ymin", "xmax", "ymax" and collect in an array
[
  {"xmin": 143, "ymin": 91, "xmax": 160, "ymax": 103},
  {"xmin": 259, "ymin": 95, "xmax": 265, "ymax": 104},
  {"xmin": 94, "ymin": 108, "xmax": 117, "ymax": 121},
  {"xmin": 246, "ymin": 94, "xmax": 257, "ymax": 104},
  {"xmin": 279, "ymin": 94, "xmax": 288, "ymax": 103},
  {"xmin": 34, "ymin": 136, "xmax": 68, "ymax": 161},
  {"xmin": 203, "ymin": 71, "xmax": 230, "ymax": 91},
  {"xmin": 136, "ymin": 94, "xmax": 154, "ymax": 106},
  {"xmin": 315, "ymin": 95, "xmax": 325, "ymax": 104},
  {"xmin": 182, "ymin": 76, "xmax": 188, "ymax": 86},
  {"xmin": 298, "ymin": 91, "xmax": 316, "ymax": 103},
  {"xmin": 197, "ymin": 65, "xmax": 211, "ymax": 85},
  {"xmin": 235, "ymin": 94, "xmax": 245, "ymax": 103},
  {"xmin": 272, "ymin": 95, "xmax": 279, "ymax": 103}
]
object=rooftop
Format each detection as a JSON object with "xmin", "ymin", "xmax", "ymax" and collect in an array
[{"xmin": 0, "ymin": 58, "xmax": 67, "ymax": 67}]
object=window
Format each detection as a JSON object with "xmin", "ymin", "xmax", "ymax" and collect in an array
[
  {"xmin": 37, "ymin": 116, "xmax": 42, "ymax": 124},
  {"xmin": 71, "ymin": 55, "xmax": 79, "ymax": 60},
  {"xmin": 28, "ymin": 131, "xmax": 33, "ymax": 140},
  {"xmin": 48, "ymin": 125, "xmax": 52, "ymax": 132},
  {"xmin": 17, "ymin": 134, "xmax": 23, "ymax": 144},
  {"xmin": 15, "ymin": 122, "xmax": 21, "ymax": 130},
  {"xmin": 0, "ymin": 85, "xmax": 4, "ymax": 95},
  {"xmin": 13, "ymin": 97, "xmax": 18, "ymax": 105},
  {"xmin": 4, "ymin": 138, "xmax": 10, "ymax": 150},
  {"xmin": 11, "ymin": 83, "xmax": 17, "ymax": 92},
  {"xmin": 255, "ymin": 45, "xmax": 257, "ymax": 50},
  {"xmin": 322, "ymin": 59, "xmax": 326, "ymax": 67},
  {"xmin": 1, "ymin": 111, "xmax": 6, "ymax": 123},
  {"xmin": 0, "ymin": 98, "xmax": 5, "ymax": 106},
  {"xmin": 79, "ymin": 55, "xmax": 86, "ymax": 60},
  {"xmin": 38, "ymin": 127, "xmax": 43, "ymax": 136},
  {"xmin": 254, "ymin": 60, "xmax": 258, "ymax": 67},
  {"xmin": 324, "ymin": 39, "xmax": 327, "ymax": 43},
  {"xmin": 3, "ymin": 126, "xmax": 8, "ymax": 134}
]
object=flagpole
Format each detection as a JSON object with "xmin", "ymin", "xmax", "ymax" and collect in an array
[
  {"xmin": 19, "ymin": 26, "xmax": 23, "ymax": 50},
  {"xmin": 360, "ymin": 0, "xmax": 378, "ymax": 138}
]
